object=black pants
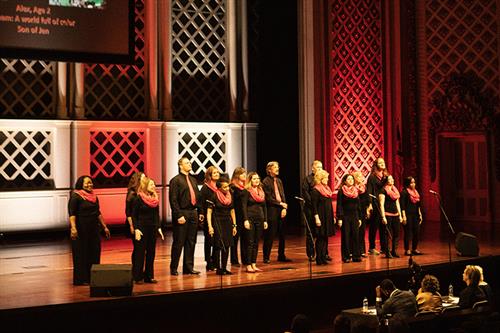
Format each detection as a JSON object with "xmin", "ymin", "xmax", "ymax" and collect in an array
[
  {"xmin": 382, "ymin": 216, "xmax": 400, "ymax": 255},
  {"xmin": 133, "ymin": 225, "xmax": 157, "ymax": 281},
  {"xmin": 231, "ymin": 225, "xmax": 244, "ymax": 264},
  {"xmin": 243, "ymin": 218, "xmax": 263, "ymax": 264},
  {"xmin": 170, "ymin": 210, "xmax": 198, "ymax": 272},
  {"xmin": 368, "ymin": 208, "xmax": 386, "ymax": 251},
  {"xmin": 213, "ymin": 245, "xmax": 229, "ymax": 270},
  {"xmin": 71, "ymin": 228, "xmax": 101, "ymax": 284},
  {"xmin": 304, "ymin": 207, "xmax": 316, "ymax": 259},
  {"xmin": 341, "ymin": 217, "xmax": 360, "ymax": 260},
  {"xmin": 403, "ymin": 215, "xmax": 420, "ymax": 251},
  {"xmin": 358, "ymin": 217, "xmax": 367, "ymax": 254},
  {"xmin": 263, "ymin": 213, "xmax": 286, "ymax": 260},
  {"xmin": 315, "ymin": 234, "xmax": 328, "ymax": 264},
  {"xmin": 203, "ymin": 222, "xmax": 214, "ymax": 265}
]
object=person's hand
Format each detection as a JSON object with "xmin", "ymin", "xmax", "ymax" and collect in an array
[
  {"xmin": 103, "ymin": 226, "xmax": 110, "ymax": 239},
  {"xmin": 281, "ymin": 208, "xmax": 287, "ymax": 219},
  {"xmin": 178, "ymin": 216, "xmax": 186, "ymax": 224},
  {"xmin": 199, "ymin": 214, "xmax": 205, "ymax": 222},
  {"xmin": 129, "ymin": 224, "xmax": 135, "ymax": 235},
  {"xmin": 232, "ymin": 226, "xmax": 237, "ymax": 236},
  {"xmin": 135, "ymin": 229, "xmax": 143, "ymax": 241},
  {"xmin": 419, "ymin": 215, "xmax": 423, "ymax": 225},
  {"xmin": 244, "ymin": 220, "xmax": 251, "ymax": 230},
  {"xmin": 399, "ymin": 216, "xmax": 403, "ymax": 223},
  {"xmin": 315, "ymin": 218, "xmax": 321, "ymax": 227},
  {"xmin": 402, "ymin": 217, "xmax": 407, "ymax": 225},
  {"xmin": 382, "ymin": 217, "xmax": 388, "ymax": 225},
  {"xmin": 358, "ymin": 220, "xmax": 362, "ymax": 227},
  {"xmin": 158, "ymin": 228, "xmax": 164, "ymax": 241},
  {"xmin": 70, "ymin": 227, "xmax": 78, "ymax": 240},
  {"xmin": 280, "ymin": 202, "xmax": 288, "ymax": 209},
  {"xmin": 263, "ymin": 222, "xmax": 268, "ymax": 230},
  {"xmin": 337, "ymin": 220, "xmax": 342, "ymax": 227},
  {"xmin": 376, "ymin": 285, "xmax": 381, "ymax": 298},
  {"xmin": 208, "ymin": 226, "xmax": 214, "ymax": 236}
]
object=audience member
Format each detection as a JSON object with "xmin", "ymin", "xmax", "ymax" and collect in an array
[
  {"xmin": 476, "ymin": 265, "xmax": 494, "ymax": 306},
  {"xmin": 458, "ymin": 265, "xmax": 486, "ymax": 308},
  {"xmin": 376, "ymin": 279, "xmax": 417, "ymax": 320},
  {"xmin": 416, "ymin": 274, "xmax": 443, "ymax": 312}
]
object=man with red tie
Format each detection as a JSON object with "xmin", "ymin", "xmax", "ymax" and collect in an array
[
  {"xmin": 169, "ymin": 157, "xmax": 203, "ymax": 275},
  {"xmin": 262, "ymin": 161, "xmax": 291, "ymax": 263}
]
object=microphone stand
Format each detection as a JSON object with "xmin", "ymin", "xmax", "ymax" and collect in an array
[
  {"xmin": 297, "ymin": 198, "xmax": 314, "ymax": 281},
  {"xmin": 207, "ymin": 201, "xmax": 226, "ymax": 288},
  {"xmin": 430, "ymin": 192, "xmax": 455, "ymax": 267}
]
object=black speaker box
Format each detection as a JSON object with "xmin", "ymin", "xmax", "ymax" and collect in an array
[
  {"xmin": 90, "ymin": 264, "xmax": 133, "ymax": 297},
  {"xmin": 455, "ymin": 232, "xmax": 479, "ymax": 257}
]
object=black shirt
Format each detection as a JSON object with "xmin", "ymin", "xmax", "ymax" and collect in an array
[{"xmin": 169, "ymin": 172, "xmax": 201, "ymax": 218}]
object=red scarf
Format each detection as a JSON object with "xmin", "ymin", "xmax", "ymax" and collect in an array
[
  {"xmin": 342, "ymin": 185, "xmax": 359, "ymax": 198},
  {"xmin": 384, "ymin": 185, "xmax": 400, "ymax": 200},
  {"xmin": 248, "ymin": 186, "xmax": 265, "ymax": 203},
  {"xmin": 216, "ymin": 189, "xmax": 232, "ymax": 206},
  {"xmin": 314, "ymin": 184, "xmax": 334, "ymax": 198},
  {"xmin": 407, "ymin": 188, "xmax": 420, "ymax": 204},
  {"xmin": 138, "ymin": 191, "xmax": 159, "ymax": 208},
  {"xmin": 355, "ymin": 183, "xmax": 366, "ymax": 194},
  {"xmin": 231, "ymin": 180, "xmax": 245, "ymax": 190},
  {"xmin": 75, "ymin": 190, "xmax": 97, "ymax": 203},
  {"xmin": 205, "ymin": 180, "xmax": 218, "ymax": 192}
]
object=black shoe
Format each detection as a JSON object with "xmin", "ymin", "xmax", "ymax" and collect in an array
[
  {"xmin": 170, "ymin": 270, "xmax": 179, "ymax": 276},
  {"xmin": 183, "ymin": 269, "xmax": 201, "ymax": 275},
  {"xmin": 263, "ymin": 258, "xmax": 270, "ymax": 264},
  {"xmin": 224, "ymin": 269, "xmax": 233, "ymax": 275},
  {"xmin": 231, "ymin": 262, "xmax": 240, "ymax": 267},
  {"xmin": 352, "ymin": 258, "xmax": 362, "ymax": 262},
  {"xmin": 361, "ymin": 253, "xmax": 368, "ymax": 258},
  {"xmin": 216, "ymin": 269, "xmax": 226, "ymax": 275},
  {"xmin": 144, "ymin": 279, "xmax": 158, "ymax": 284},
  {"xmin": 278, "ymin": 257, "xmax": 292, "ymax": 263},
  {"xmin": 384, "ymin": 252, "xmax": 393, "ymax": 259},
  {"xmin": 412, "ymin": 250, "xmax": 423, "ymax": 255},
  {"xmin": 206, "ymin": 263, "xmax": 215, "ymax": 272},
  {"xmin": 392, "ymin": 253, "xmax": 400, "ymax": 258},
  {"xmin": 135, "ymin": 280, "xmax": 144, "ymax": 284},
  {"xmin": 325, "ymin": 255, "xmax": 333, "ymax": 261},
  {"xmin": 308, "ymin": 257, "xmax": 315, "ymax": 262},
  {"xmin": 342, "ymin": 258, "xmax": 352, "ymax": 263}
]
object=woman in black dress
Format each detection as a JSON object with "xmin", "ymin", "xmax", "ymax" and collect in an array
[
  {"xmin": 200, "ymin": 166, "xmax": 220, "ymax": 271},
  {"xmin": 68, "ymin": 175, "xmax": 110, "ymax": 285},
  {"xmin": 230, "ymin": 167, "xmax": 247, "ymax": 267},
  {"xmin": 132, "ymin": 177, "xmax": 164, "ymax": 284},
  {"xmin": 367, "ymin": 158, "xmax": 389, "ymax": 255},
  {"xmin": 311, "ymin": 170, "xmax": 336, "ymax": 265},
  {"xmin": 206, "ymin": 177, "xmax": 237, "ymax": 275},
  {"xmin": 378, "ymin": 175, "xmax": 403, "ymax": 258},
  {"xmin": 353, "ymin": 171, "xmax": 369, "ymax": 258},
  {"xmin": 400, "ymin": 176, "xmax": 423, "ymax": 256},
  {"xmin": 241, "ymin": 171, "xmax": 268, "ymax": 273},
  {"xmin": 125, "ymin": 172, "xmax": 145, "ymax": 270},
  {"xmin": 336, "ymin": 174, "xmax": 362, "ymax": 263}
]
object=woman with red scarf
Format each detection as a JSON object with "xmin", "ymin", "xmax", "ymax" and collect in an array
[
  {"xmin": 132, "ymin": 177, "xmax": 164, "ymax": 283},
  {"xmin": 400, "ymin": 176, "xmax": 423, "ymax": 256},
  {"xmin": 68, "ymin": 175, "xmax": 110, "ymax": 285},
  {"xmin": 230, "ymin": 167, "xmax": 247, "ymax": 267},
  {"xmin": 337, "ymin": 174, "xmax": 363, "ymax": 263},
  {"xmin": 378, "ymin": 175, "xmax": 403, "ymax": 258},
  {"xmin": 352, "ymin": 171, "xmax": 369, "ymax": 257},
  {"xmin": 311, "ymin": 170, "xmax": 336, "ymax": 265},
  {"xmin": 241, "ymin": 172, "xmax": 268, "ymax": 273},
  {"xmin": 200, "ymin": 166, "xmax": 220, "ymax": 271},
  {"xmin": 206, "ymin": 177, "xmax": 237, "ymax": 275}
]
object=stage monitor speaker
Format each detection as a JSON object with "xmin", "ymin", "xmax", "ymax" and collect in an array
[
  {"xmin": 455, "ymin": 232, "xmax": 479, "ymax": 257},
  {"xmin": 90, "ymin": 264, "xmax": 133, "ymax": 297}
]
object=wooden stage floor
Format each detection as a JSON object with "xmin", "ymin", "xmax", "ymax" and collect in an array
[{"xmin": 1, "ymin": 227, "xmax": 499, "ymax": 311}]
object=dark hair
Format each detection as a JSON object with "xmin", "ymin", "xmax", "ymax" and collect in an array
[
  {"xmin": 380, "ymin": 279, "xmax": 396, "ymax": 293},
  {"xmin": 231, "ymin": 166, "xmax": 247, "ymax": 183},
  {"xmin": 216, "ymin": 176, "xmax": 230, "ymax": 188},
  {"xmin": 290, "ymin": 314, "xmax": 310, "ymax": 333},
  {"xmin": 74, "ymin": 175, "xmax": 92, "ymax": 190},
  {"xmin": 421, "ymin": 274, "xmax": 440, "ymax": 294},
  {"xmin": 127, "ymin": 172, "xmax": 144, "ymax": 192},
  {"xmin": 338, "ymin": 173, "xmax": 354, "ymax": 190},
  {"xmin": 403, "ymin": 176, "xmax": 415, "ymax": 188}
]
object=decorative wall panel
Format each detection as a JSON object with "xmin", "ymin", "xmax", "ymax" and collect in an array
[
  {"xmin": 328, "ymin": 0, "xmax": 384, "ymax": 186},
  {"xmin": 0, "ymin": 60, "xmax": 56, "ymax": 118},
  {"xmin": 171, "ymin": 0, "xmax": 229, "ymax": 121},
  {"xmin": 83, "ymin": 0, "xmax": 147, "ymax": 120}
]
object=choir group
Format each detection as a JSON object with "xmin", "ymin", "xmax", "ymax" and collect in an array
[{"xmin": 67, "ymin": 156, "xmax": 423, "ymax": 286}]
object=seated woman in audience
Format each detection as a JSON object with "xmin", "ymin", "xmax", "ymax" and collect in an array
[
  {"xmin": 458, "ymin": 265, "xmax": 486, "ymax": 308},
  {"xmin": 416, "ymin": 274, "xmax": 443, "ymax": 312},
  {"xmin": 476, "ymin": 265, "xmax": 494, "ymax": 305}
]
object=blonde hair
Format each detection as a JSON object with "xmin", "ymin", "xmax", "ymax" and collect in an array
[
  {"xmin": 138, "ymin": 177, "xmax": 155, "ymax": 195},
  {"xmin": 314, "ymin": 170, "xmax": 329, "ymax": 185},
  {"xmin": 245, "ymin": 171, "xmax": 262, "ymax": 190}
]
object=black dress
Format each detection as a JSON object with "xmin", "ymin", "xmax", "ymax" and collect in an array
[
  {"xmin": 336, "ymin": 190, "xmax": 361, "ymax": 261},
  {"xmin": 311, "ymin": 189, "xmax": 335, "ymax": 264},
  {"xmin": 400, "ymin": 189, "xmax": 421, "ymax": 252},
  {"xmin": 230, "ymin": 184, "xmax": 246, "ymax": 264},
  {"xmin": 68, "ymin": 192, "xmax": 102, "ymax": 285},
  {"xmin": 200, "ymin": 184, "xmax": 216, "ymax": 266},
  {"xmin": 380, "ymin": 188, "xmax": 400, "ymax": 256},
  {"xmin": 211, "ymin": 197, "xmax": 234, "ymax": 271},
  {"xmin": 367, "ymin": 173, "xmax": 387, "ymax": 252},
  {"xmin": 132, "ymin": 195, "xmax": 160, "ymax": 282},
  {"xmin": 358, "ymin": 188, "xmax": 370, "ymax": 254}
]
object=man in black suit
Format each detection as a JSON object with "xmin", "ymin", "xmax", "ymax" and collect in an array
[
  {"xmin": 262, "ymin": 161, "xmax": 291, "ymax": 263},
  {"xmin": 376, "ymin": 279, "xmax": 417, "ymax": 320},
  {"xmin": 169, "ymin": 157, "xmax": 203, "ymax": 275}
]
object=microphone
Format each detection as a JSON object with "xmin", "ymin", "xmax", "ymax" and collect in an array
[
  {"xmin": 294, "ymin": 196, "xmax": 305, "ymax": 202},
  {"xmin": 429, "ymin": 190, "xmax": 438, "ymax": 195},
  {"xmin": 206, "ymin": 199, "xmax": 215, "ymax": 206}
]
